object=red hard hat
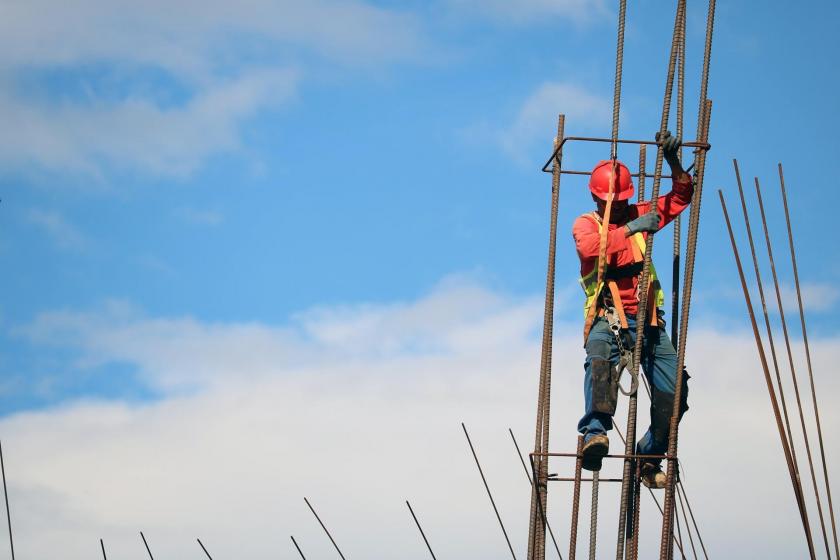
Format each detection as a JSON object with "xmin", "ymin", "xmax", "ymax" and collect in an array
[{"xmin": 588, "ymin": 160, "xmax": 634, "ymax": 201}]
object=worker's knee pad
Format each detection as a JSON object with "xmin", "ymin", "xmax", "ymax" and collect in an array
[
  {"xmin": 650, "ymin": 369, "xmax": 690, "ymax": 446},
  {"xmin": 591, "ymin": 358, "xmax": 619, "ymax": 416}
]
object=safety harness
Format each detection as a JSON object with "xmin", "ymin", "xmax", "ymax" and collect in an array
[{"xmin": 580, "ymin": 211, "xmax": 665, "ymax": 393}]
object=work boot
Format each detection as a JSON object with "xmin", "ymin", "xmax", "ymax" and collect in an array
[
  {"xmin": 581, "ymin": 434, "xmax": 609, "ymax": 471},
  {"xmin": 640, "ymin": 461, "xmax": 666, "ymax": 489}
]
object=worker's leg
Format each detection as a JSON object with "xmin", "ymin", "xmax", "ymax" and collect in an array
[
  {"xmin": 637, "ymin": 320, "xmax": 689, "ymax": 460},
  {"xmin": 577, "ymin": 317, "xmax": 621, "ymax": 441}
]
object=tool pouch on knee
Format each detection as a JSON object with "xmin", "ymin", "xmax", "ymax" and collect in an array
[{"xmin": 591, "ymin": 358, "xmax": 619, "ymax": 415}]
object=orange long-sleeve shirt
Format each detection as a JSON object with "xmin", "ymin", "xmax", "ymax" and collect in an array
[{"xmin": 572, "ymin": 174, "xmax": 693, "ymax": 314}]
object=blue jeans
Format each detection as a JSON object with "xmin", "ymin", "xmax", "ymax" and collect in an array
[{"xmin": 578, "ymin": 314, "xmax": 687, "ymax": 459}]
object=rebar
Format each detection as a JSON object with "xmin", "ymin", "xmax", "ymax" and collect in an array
[
  {"xmin": 676, "ymin": 484, "xmax": 697, "ymax": 559},
  {"xmin": 672, "ymin": 0, "xmax": 686, "ymax": 347},
  {"xmin": 589, "ymin": 472, "xmax": 599, "ymax": 560},
  {"xmin": 528, "ymin": 114, "xmax": 565, "ymax": 560},
  {"xmin": 0, "ymin": 441, "xmax": 14, "ymax": 560},
  {"xmin": 511, "ymin": 429, "xmax": 564, "ymax": 559},
  {"xmin": 463, "ymin": 423, "xmax": 517, "ymax": 560},
  {"xmin": 407, "ymin": 501, "xmax": 438, "ymax": 560},
  {"xmin": 100, "ymin": 538, "xmax": 107, "ymax": 560},
  {"xmin": 291, "ymin": 536, "xmax": 307, "ymax": 560},
  {"xmin": 197, "ymin": 538, "xmax": 215, "ymax": 560},
  {"xmin": 619, "ymin": 3, "xmax": 686, "ymax": 557},
  {"xmin": 677, "ymin": 482, "xmax": 709, "ymax": 559},
  {"xmin": 718, "ymin": 189, "xmax": 816, "ymax": 558},
  {"xmin": 140, "ymin": 531, "xmax": 155, "ymax": 559},
  {"xmin": 779, "ymin": 162, "xmax": 840, "ymax": 558},
  {"xmin": 304, "ymin": 497, "xmax": 347, "ymax": 560},
  {"xmin": 755, "ymin": 175, "xmax": 830, "ymax": 556},
  {"xmin": 660, "ymin": 96, "xmax": 712, "ymax": 560},
  {"xmin": 569, "ymin": 436, "xmax": 584, "ymax": 560}
]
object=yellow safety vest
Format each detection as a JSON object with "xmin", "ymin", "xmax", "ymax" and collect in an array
[{"xmin": 579, "ymin": 212, "xmax": 665, "ymax": 321}]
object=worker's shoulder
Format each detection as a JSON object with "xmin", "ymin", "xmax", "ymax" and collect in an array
[{"xmin": 573, "ymin": 212, "xmax": 601, "ymax": 229}]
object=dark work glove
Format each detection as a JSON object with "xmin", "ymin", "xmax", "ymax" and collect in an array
[
  {"xmin": 656, "ymin": 130, "xmax": 682, "ymax": 166},
  {"xmin": 626, "ymin": 211, "xmax": 660, "ymax": 235}
]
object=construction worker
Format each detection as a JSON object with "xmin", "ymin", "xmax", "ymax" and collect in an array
[{"xmin": 573, "ymin": 131, "xmax": 690, "ymax": 488}]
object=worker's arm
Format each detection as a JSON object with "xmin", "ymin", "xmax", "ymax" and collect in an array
[{"xmin": 573, "ymin": 215, "xmax": 633, "ymax": 258}]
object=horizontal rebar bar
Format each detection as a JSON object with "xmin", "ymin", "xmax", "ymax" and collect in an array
[{"xmin": 542, "ymin": 136, "xmax": 710, "ymax": 173}]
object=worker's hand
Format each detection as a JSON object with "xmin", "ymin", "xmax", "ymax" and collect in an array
[
  {"xmin": 656, "ymin": 130, "xmax": 682, "ymax": 167},
  {"xmin": 625, "ymin": 211, "xmax": 660, "ymax": 236}
]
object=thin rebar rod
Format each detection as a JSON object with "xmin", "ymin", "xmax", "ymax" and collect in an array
[
  {"xmin": 677, "ymin": 482, "xmax": 709, "ymax": 559},
  {"xmin": 589, "ymin": 472, "xmax": 599, "ymax": 560},
  {"xmin": 672, "ymin": 0, "xmax": 686, "ymax": 347},
  {"xmin": 197, "ymin": 538, "xmax": 215, "ymax": 560},
  {"xmin": 528, "ymin": 114, "xmax": 565, "ymax": 560},
  {"xmin": 100, "ymin": 538, "xmax": 107, "ymax": 560},
  {"xmin": 660, "ymin": 96, "xmax": 712, "ymax": 560},
  {"xmin": 733, "ymin": 162, "xmax": 801, "ymax": 473},
  {"xmin": 511, "ymin": 430, "xmax": 564, "ymax": 559},
  {"xmin": 718, "ymin": 190, "xmax": 816, "ymax": 559},
  {"xmin": 621, "ymin": 4, "xmax": 686, "ymax": 557},
  {"xmin": 569, "ymin": 436, "xmax": 584, "ymax": 560},
  {"xmin": 780, "ymin": 162, "xmax": 840, "ymax": 558},
  {"xmin": 291, "ymin": 536, "xmax": 307, "ymax": 560},
  {"xmin": 407, "ymin": 501, "xmax": 438, "ymax": 560},
  {"xmin": 755, "ymin": 175, "xmax": 830, "ymax": 557},
  {"xmin": 676, "ymin": 484, "xmax": 697, "ymax": 559},
  {"xmin": 462, "ymin": 423, "xmax": 517, "ymax": 560},
  {"xmin": 613, "ymin": 423, "xmax": 686, "ymax": 558},
  {"xmin": 610, "ymin": 0, "xmax": 627, "ymax": 159},
  {"xmin": 628, "ymin": 461, "xmax": 642, "ymax": 560},
  {"xmin": 0, "ymin": 441, "xmax": 15, "ymax": 560},
  {"xmin": 662, "ymin": 0, "xmax": 717, "ymax": 550},
  {"xmin": 304, "ymin": 497, "xmax": 347, "ymax": 560},
  {"xmin": 638, "ymin": 145, "xmax": 647, "ymax": 201},
  {"xmin": 673, "ymin": 497, "xmax": 687, "ymax": 560},
  {"xmin": 140, "ymin": 531, "xmax": 155, "ymax": 560}
]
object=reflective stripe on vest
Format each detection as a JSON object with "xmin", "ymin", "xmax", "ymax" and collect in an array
[{"xmin": 579, "ymin": 212, "xmax": 665, "ymax": 319}]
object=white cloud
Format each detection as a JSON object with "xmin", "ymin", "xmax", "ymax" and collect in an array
[
  {"xmin": 444, "ymin": 0, "xmax": 611, "ymax": 25},
  {"xmin": 3, "ymin": 279, "xmax": 840, "ymax": 558},
  {"xmin": 0, "ymin": 1, "xmax": 425, "ymax": 178},
  {"xmin": 25, "ymin": 209, "xmax": 91, "ymax": 251},
  {"xmin": 496, "ymin": 81, "xmax": 610, "ymax": 163}
]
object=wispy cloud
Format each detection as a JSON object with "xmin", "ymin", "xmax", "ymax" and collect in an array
[
  {"xmin": 444, "ymin": 0, "xmax": 611, "ymax": 25},
  {"xmin": 465, "ymin": 81, "xmax": 610, "ymax": 163},
  {"xmin": 4, "ymin": 279, "xmax": 839, "ymax": 558},
  {"xmin": 25, "ymin": 209, "xmax": 90, "ymax": 251},
  {"xmin": 178, "ymin": 208, "xmax": 225, "ymax": 227},
  {"xmin": 0, "ymin": 1, "xmax": 426, "ymax": 178}
]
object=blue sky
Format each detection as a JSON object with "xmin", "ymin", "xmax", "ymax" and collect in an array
[{"xmin": 0, "ymin": 1, "xmax": 838, "ymax": 558}]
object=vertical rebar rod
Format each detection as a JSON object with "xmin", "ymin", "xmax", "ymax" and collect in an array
[
  {"xmin": 197, "ymin": 538, "xmax": 215, "ymax": 560},
  {"xmin": 718, "ymin": 190, "xmax": 816, "ymax": 559},
  {"xmin": 672, "ymin": 0, "xmax": 686, "ymax": 346},
  {"xmin": 569, "ymin": 436, "xmax": 584, "ymax": 560},
  {"xmin": 511, "ymin": 430, "xmax": 564, "ymax": 559},
  {"xmin": 638, "ymin": 145, "xmax": 648, "ymax": 201},
  {"xmin": 100, "ymin": 538, "xmax": 107, "ymax": 560},
  {"xmin": 755, "ymin": 175, "xmax": 830, "ymax": 557},
  {"xmin": 673, "ymin": 499, "xmax": 686, "ymax": 560},
  {"xmin": 677, "ymin": 482, "xmax": 709, "ymax": 559},
  {"xmin": 660, "ymin": 96, "xmax": 712, "ymax": 560},
  {"xmin": 628, "ymin": 461, "xmax": 642, "ymax": 560},
  {"xmin": 733, "ymin": 162, "xmax": 801, "ymax": 477},
  {"xmin": 0, "ymin": 441, "xmax": 14, "ymax": 560},
  {"xmin": 589, "ymin": 472, "xmax": 599, "ymax": 560},
  {"xmin": 610, "ymin": 0, "xmax": 628, "ymax": 159},
  {"xmin": 291, "ymin": 536, "xmax": 307, "ymax": 560},
  {"xmin": 463, "ymin": 423, "xmax": 517, "ymax": 560},
  {"xmin": 779, "ymin": 162, "xmax": 840, "ymax": 558},
  {"xmin": 622, "ymin": 4, "xmax": 686, "ymax": 557},
  {"xmin": 407, "ymin": 501, "xmax": 438, "ymax": 560},
  {"xmin": 304, "ymin": 497, "xmax": 347, "ymax": 560},
  {"xmin": 140, "ymin": 531, "xmax": 155, "ymax": 559},
  {"xmin": 528, "ymin": 113, "xmax": 565, "ymax": 560}
]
